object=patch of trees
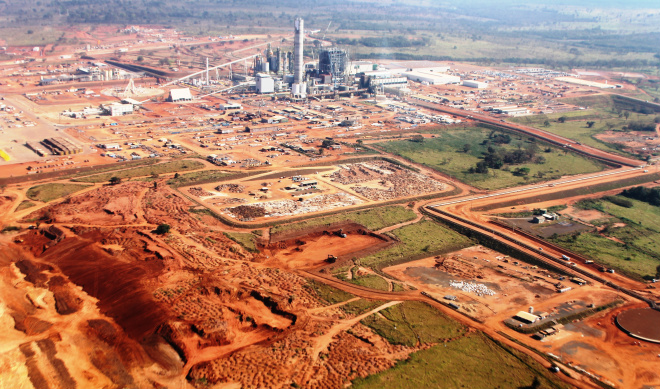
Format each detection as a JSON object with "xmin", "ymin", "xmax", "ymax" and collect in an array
[
  {"xmin": 335, "ymin": 36, "xmax": 429, "ymax": 48},
  {"xmin": 621, "ymin": 186, "xmax": 660, "ymax": 206},
  {"xmin": 469, "ymin": 143, "xmax": 539, "ymax": 174},
  {"xmin": 603, "ymin": 196, "xmax": 633, "ymax": 208},
  {"xmin": 622, "ymin": 121, "xmax": 656, "ymax": 132},
  {"xmin": 489, "ymin": 133, "xmax": 511, "ymax": 145}
]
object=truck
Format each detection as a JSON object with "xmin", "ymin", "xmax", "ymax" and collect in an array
[{"xmin": 561, "ymin": 254, "xmax": 570, "ymax": 261}]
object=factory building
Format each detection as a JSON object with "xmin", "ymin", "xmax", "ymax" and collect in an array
[
  {"xmin": 386, "ymin": 61, "xmax": 450, "ymax": 74},
  {"xmin": 361, "ymin": 71, "xmax": 408, "ymax": 93},
  {"xmin": 350, "ymin": 61, "xmax": 377, "ymax": 74},
  {"xmin": 255, "ymin": 73, "xmax": 275, "ymax": 94},
  {"xmin": 168, "ymin": 88, "xmax": 192, "ymax": 102},
  {"xmin": 318, "ymin": 47, "xmax": 349, "ymax": 87},
  {"xmin": 403, "ymin": 71, "xmax": 460, "ymax": 85},
  {"xmin": 102, "ymin": 103, "xmax": 134, "ymax": 116}
]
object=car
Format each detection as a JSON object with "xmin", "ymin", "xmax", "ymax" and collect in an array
[{"xmin": 538, "ymin": 247, "xmax": 543, "ymax": 251}]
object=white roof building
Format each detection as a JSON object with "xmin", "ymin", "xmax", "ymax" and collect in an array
[{"xmin": 168, "ymin": 88, "xmax": 193, "ymax": 102}]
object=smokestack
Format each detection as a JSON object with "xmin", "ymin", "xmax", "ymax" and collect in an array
[
  {"xmin": 294, "ymin": 17, "xmax": 304, "ymax": 84},
  {"xmin": 292, "ymin": 17, "xmax": 306, "ymax": 98}
]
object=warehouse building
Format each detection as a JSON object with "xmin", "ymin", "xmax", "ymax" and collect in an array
[
  {"xmin": 168, "ymin": 88, "xmax": 193, "ymax": 102},
  {"xmin": 462, "ymin": 80, "xmax": 489, "ymax": 89},
  {"xmin": 403, "ymin": 71, "xmax": 461, "ymax": 85},
  {"xmin": 514, "ymin": 311, "xmax": 540, "ymax": 324}
]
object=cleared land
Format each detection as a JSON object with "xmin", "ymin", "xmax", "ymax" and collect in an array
[
  {"xmin": 553, "ymin": 196, "xmax": 660, "ymax": 280},
  {"xmin": 378, "ymin": 127, "xmax": 604, "ymax": 190},
  {"xmin": 271, "ymin": 205, "xmax": 417, "ymax": 235},
  {"xmin": 72, "ymin": 160, "xmax": 205, "ymax": 183},
  {"xmin": 26, "ymin": 183, "xmax": 92, "ymax": 202}
]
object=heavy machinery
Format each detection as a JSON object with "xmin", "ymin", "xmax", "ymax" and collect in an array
[{"xmin": 326, "ymin": 254, "xmax": 337, "ymax": 263}]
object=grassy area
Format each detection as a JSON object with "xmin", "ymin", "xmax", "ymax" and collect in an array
[
  {"xmin": 166, "ymin": 169, "xmax": 234, "ymax": 188},
  {"xmin": 341, "ymin": 299, "xmax": 388, "ymax": 316},
  {"xmin": 361, "ymin": 301, "xmax": 466, "ymax": 347},
  {"xmin": 358, "ymin": 220, "xmax": 473, "ymax": 271},
  {"xmin": 26, "ymin": 183, "xmax": 92, "ymax": 203},
  {"xmin": 306, "ymin": 280, "xmax": 355, "ymax": 306},
  {"xmin": 271, "ymin": 205, "xmax": 417, "ymax": 235},
  {"xmin": 223, "ymin": 232, "xmax": 259, "ymax": 253},
  {"xmin": 510, "ymin": 109, "xmax": 657, "ymax": 157},
  {"xmin": 73, "ymin": 160, "xmax": 205, "ymax": 183},
  {"xmin": 14, "ymin": 200, "xmax": 36, "ymax": 212},
  {"xmin": 378, "ymin": 127, "xmax": 604, "ymax": 190},
  {"xmin": 347, "ymin": 274, "xmax": 390, "ymax": 291},
  {"xmin": 551, "ymin": 196, "xmax": 660, "ymax": 280},
  {"xmin": 0, "ymin": 27, "xmax": 63, "ymax": 46},
  {"xmin": 352, "ymin": 332, "xmax": 568, "ymax": 389}
]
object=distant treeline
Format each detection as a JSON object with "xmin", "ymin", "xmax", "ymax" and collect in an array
[
  {"xmin": 354, "ymin": 52, "xmax": 660, "ymax": 70},
  {"xmin": 621, "ymin": 186, "xmax": 660, "ymax": 206},
  {"xmin": 334, "ymin": 36, "xmax": 430, "ymax": 48}
]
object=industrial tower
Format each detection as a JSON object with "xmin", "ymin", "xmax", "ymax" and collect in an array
[{"xmin": 291, "ymin": 17, "xmax": 306, "ymax": 99}]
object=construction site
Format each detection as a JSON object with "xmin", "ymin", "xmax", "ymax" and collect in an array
[{"xmin": 0, "ymin": 14, "xmax": 660, "ymax": 389}]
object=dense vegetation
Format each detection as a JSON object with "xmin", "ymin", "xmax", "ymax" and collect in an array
[
  {"xmin": 378, "ymin": 127, "xmax": 603, "ymax": 190},
  {"xmin": 621, "ymin": 186, "xmax": 660, "ymax": 206}
]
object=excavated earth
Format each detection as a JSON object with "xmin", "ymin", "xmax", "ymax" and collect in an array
[{"xmin": 0, "ymin": 180, "xmax": 417, "ymax": 389}]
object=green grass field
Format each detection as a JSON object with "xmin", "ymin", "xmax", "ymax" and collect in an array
[
  {"xmin": 223, "ymin": 232, "xmax": 259, "ymax": 252},
  {"xmin": 271, "ymin": 205, "xmax": 417, "ymax": 235},
  {"xmin": 166, "ymin": 169, "xmax": 234, "ymax": 188},
  {"xmin": 14, "ymin": 200, "xmax": 36, "ymax": 212},
  {"xmin": 358, "ymin": 220, "xmax": 473, "ymax": 271},
  {"xmin": 347, "ymin": 274, "xmax": 390, "ymax": 291},
  {"xmin": 551, "ymin": 196, "xmax": 660, "ymax": 280},
  {"xmin": 306, "ymin": 280, "xmax": 355, "ymax": 306},
  {"xmin": 378, "ymin": 127, "xmax": 604, "ymax": 190},
  {"xmin": 510, "ymin": 109, "xmax": 656, "ymax": 157},
  {"xmin": 352, "ymin": 332, "xmax": 568, "ymax": 389},
  {"xmin": 73, "ymin": 160, "xmax": 205, "ymax": 183},
  {"xmin": 360, "ymin": 301, "xmax": 466, "ymax": 347},
  {"xmin": 26, "ymin": 183, "xmax": 92, "ymax": 202},
  {"xmin": 341, "ymin": 299, "xmax": 388, "ymax": 316}
]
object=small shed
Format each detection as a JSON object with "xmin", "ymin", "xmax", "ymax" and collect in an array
[{"xmin": 532, "ymin": 216, "xmax": 545, "ymax": 224}]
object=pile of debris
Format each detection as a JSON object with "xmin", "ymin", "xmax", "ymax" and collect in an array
[
  {"xmin": 226, "ymin": 193, "xmax": 363, "ymax": 219},
  {"xmin": 449, "ymin": 280, "xmax": 496, "ymax": 296},
  {"xmin": 228, "ymin": 205, "xmax": 266, "ymax": 220},
  {"xmin": 435, "ymin": 257, "xmax": 484, "ymax": 280},
  {"xmin": 188, "ymin": 187, "xmax": 214, "ymax": 197},
  {"xmin": 215, "ymin": 183, "xmax": 246, "ymax": 193},
  {"xmin": 331, "ymin": 162, "xmax": 445, "ymax": 200}
]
